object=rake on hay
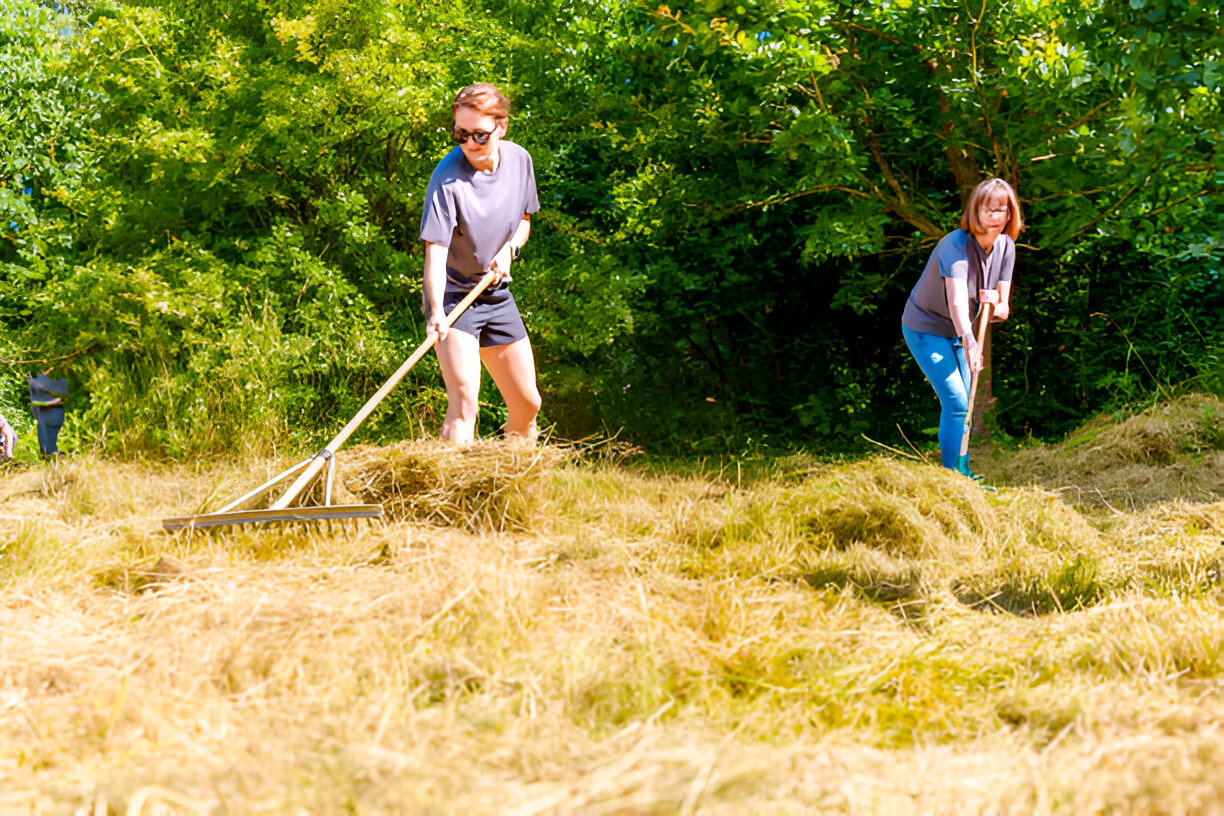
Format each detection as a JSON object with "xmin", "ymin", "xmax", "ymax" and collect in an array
[{"xmin": 162, "ymin": 272, "xmax": 496, "ymax": 531}]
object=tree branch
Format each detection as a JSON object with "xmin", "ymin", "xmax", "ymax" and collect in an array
[
  {"xmin": 1066, "ymin": 183, "xmax": 1143, "ymax": 241},
  {"xmin": 866, "ymin": 128, "xmax": 908, "ymax": 205},
  {"xmin": 842, "ymin": 22, "xmax": 922, "ymax": 51},
  {"xmin": 682, "ymin": 185, "xmax": 872, "ymax": 215},
  {"xmin": 1143, "ymin": 189, "xmax": 1217, "ymax": 219},
  {"xmin": 1028, "ymin": 185, "xmax": 1126, "ymax": 202},
  {"xmin": 853, "ymin": 167, "xmax": 945, "ymax": 238},
  {"xmin": 796, "ymin": 72, "xmax": 830, "ymax": 113},
  {"xmin": 936, "ymin": 89, "xmax": 982, "ymax": 202},
  {"xmin": 1046, "ymin": 98, "xmax": 1116, "ymax": 140},
  {"xmin": 2, "ymin": 344, "xmax": 101, "ymax": 367},
  {"xmin": 967, "ymin": 0, "xmax": 1004, "ymax": 174}
]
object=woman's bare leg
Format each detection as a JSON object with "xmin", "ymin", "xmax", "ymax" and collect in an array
[
  {"xmin": 479, "ymin": 337, "xmax": 541, "ymax": 441},
  {"xmin": 434, "ymin": 329, "xmax": 483, "ymax": 444}
]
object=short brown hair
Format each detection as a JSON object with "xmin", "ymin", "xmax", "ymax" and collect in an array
[
  {"xmin": 451, "ymin": 83, "xmax": 510, "ymax": 123},
  {"xmin": 961, "ymin": 178, "xmax": 1024, "ymax": 241}
]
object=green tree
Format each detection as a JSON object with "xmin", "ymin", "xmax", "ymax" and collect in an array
[
  {"xmin": 4, "ymin": 0, "xmax": 1218, "ymax": 457},
  {"xmin": 527, "ymin": 0, "xmax": 1222, "ymax": 445},
  {"xmin": 3, "ymin": 0, "xmax": 647, "ymax": 455}
]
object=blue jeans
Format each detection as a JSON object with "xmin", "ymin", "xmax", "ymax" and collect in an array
[{"xmin": 903, "ymin": 326, "xmax": 970, "ymax": 469}]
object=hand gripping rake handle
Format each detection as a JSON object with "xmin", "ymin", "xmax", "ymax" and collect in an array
[
  {"xmin": 958, "ymin": 287, "xmax": 1001, "ymax": 459},
  {"xmin": 269, "ymin": 271, "xmax": 496, "ymax": 511}
]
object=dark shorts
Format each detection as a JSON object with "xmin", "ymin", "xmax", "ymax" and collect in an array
[{"xmin": 441, "ymin": 286, "xmax": 528, "ymax": 348}]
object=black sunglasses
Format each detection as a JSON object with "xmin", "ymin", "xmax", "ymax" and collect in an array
[{"xmin": 453, "ymin": 126, "xmax": 494, "ymax": 146}]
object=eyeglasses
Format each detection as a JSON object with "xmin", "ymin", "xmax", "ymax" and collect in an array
[
  {"xmin": 453, "ymin": 126, "xmax": 494, "ymax": 145},
  {"xmin": 981, "ymin": 206, "xmax": 1009, "ymax": 216}
]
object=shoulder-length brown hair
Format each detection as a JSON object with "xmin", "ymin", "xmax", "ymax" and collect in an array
[
  {"xmin": 451, "ymin": 83, "xmax": 510, "ymax": 124},
  {"xmin": 961, "ymin": 178, "xmax": 1023, "ymax": 242}
]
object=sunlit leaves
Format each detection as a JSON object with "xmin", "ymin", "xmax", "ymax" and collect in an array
[{"xmin": 2, "ymin": 0, "xmax": 1220, "ymax": 452}]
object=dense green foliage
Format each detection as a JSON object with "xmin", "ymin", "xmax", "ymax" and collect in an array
[{"xmin": 1, "ymin": 0, "xmax": 1220, "ymax": 456}]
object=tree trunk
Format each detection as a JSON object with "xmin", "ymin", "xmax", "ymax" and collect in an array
[{"xmin": 945, "ymin": 143, "xmax": 982, "ymax": 207}]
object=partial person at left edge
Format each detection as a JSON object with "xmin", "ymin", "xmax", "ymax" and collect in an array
[
  {"xmin": 29, "ymin": 367, "xmax": 67, "ymax": 457},
  {"xmin": 0, "ymin": 411, "xmax": 15, "ymax": 460}
]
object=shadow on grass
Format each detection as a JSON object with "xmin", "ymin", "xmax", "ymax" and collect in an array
[{"xmin": 953, "ymin": 554, "xmax": 1114, "ymax": 616}]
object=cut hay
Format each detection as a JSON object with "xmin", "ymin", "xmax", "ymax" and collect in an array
[
  {"xmin": 338, "ymin": 439, "xmax": 571, "ymax": 531},
  {"xmin": 6, "ymin": 409, "xmax": 1224, "ymax": 812},
  {"xmin": 700, "ymin": 456, "xmax": 1219, "ymax": 617},
  {"xmin": 980, "ymin": 393, "xmax": 1224, "ymax": 511}
]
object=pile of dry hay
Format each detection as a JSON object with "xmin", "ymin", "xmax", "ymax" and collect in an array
[
  {"xmin": 981, "ymin": 393, "xmax": 1224, "ymax": 511},
  {"xmin": 337, "ymin": 439, "xmax": 571, "ymax": 531},
  {"xmin": 697, "ymin": 454, "xmax": 1224, "ymax": 618}
]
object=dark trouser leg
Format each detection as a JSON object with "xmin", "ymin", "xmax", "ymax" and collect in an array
[{"xmin": 34, "ymin": 406, "xmax": 64, "ymax": 455}]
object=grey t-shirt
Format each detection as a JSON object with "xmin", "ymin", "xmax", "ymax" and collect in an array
[
  {"xmin": 901, "ymin": 229, "xmax": 1015, "ymax": 337},
  {"xmin": 419, "ymin": 140, "xmax": 540, "ymax": 294}
]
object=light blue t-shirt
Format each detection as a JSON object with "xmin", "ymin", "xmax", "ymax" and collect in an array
[
  {"xmin": 419, "ymin": 141, "xmax": 540, "ymax": 295},
  {"xmin": 901, "ymin": 229, "xmax": 1014, "ymax": 337}
]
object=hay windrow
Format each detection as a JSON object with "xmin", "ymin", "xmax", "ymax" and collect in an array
[
  {"xmin": 981, "ymin": 393, "xmax": 1224, "ymax": 511},
  {"xmin": 704, "ymin": 457, "xmax": 1123, "ymax": 616},
  {"xmin": 1091, "ymin": 394, "xmax": 1224, "ymax": 462},
  {"xmin": 338, "ymin": 439, "xmax": 571, "ymax": 531}
]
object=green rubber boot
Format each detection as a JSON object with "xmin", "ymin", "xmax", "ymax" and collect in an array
[
  {"xmin": 955, "ymin": 455, "xmax": 996, "ymax": 491},
  {"xmin": 955, "ymin": 454, "xmax": 977, "ymax": 479}
]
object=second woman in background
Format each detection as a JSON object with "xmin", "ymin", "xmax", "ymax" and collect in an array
[{"xmin": 901, "ymin": 178, "xmax": 1023, "ymax": 477}]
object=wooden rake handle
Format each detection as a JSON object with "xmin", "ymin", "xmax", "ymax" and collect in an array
[
  {"xmin": 270, "ymin": 271, "xmax": 497, "ymax": 510},
  {"xmin": 958, "ymin": 289, "xmax": 1000, "ymax": 458}
]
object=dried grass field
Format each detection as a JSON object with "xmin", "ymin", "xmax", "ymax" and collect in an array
[{"xmin": 3, "ymin": 396, "xmax": 1224, "ymax": 814}]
